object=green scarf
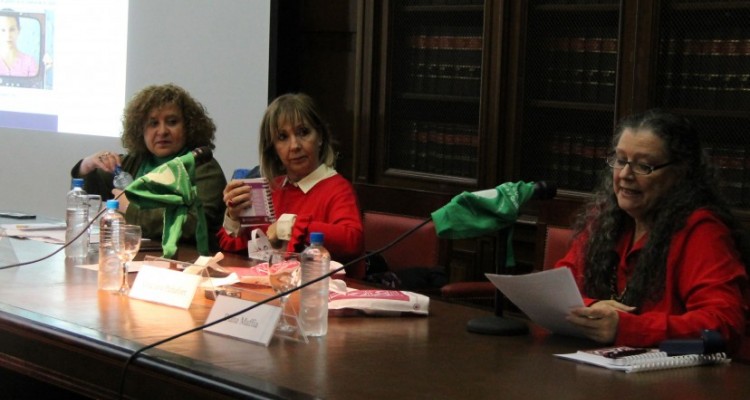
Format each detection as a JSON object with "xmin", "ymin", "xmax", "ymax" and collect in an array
[
  {"xmin": 124, "ymin": 151, "xmax": 209, "ymax": 258},
  {"xmin": 431, "ymin": 181, "xmax": 536, "ymax": 268}
]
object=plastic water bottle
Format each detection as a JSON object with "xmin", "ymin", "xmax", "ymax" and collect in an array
[
  {"xmin": 65, "ymin": 178, "xmax": 90, "ymax": 258},
  {"xmin": 113, "ymin": 165, "xmax": 134, "ymax": 189},
  {"xmin": 300, "ymin": 232, "xmax": 330, "ymax": 337},
  {"xmin": 98, "ymin": 199, "xmax": 125, "ymax": 291}
]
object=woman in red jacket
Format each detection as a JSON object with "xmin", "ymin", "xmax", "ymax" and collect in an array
[
  {"xmin": 558, "ymin": 109, "xmax": 749, "ymax": 354},
  {"xmin": 217, "ymin": 93, "xmax": 365, "ymax": 278}
]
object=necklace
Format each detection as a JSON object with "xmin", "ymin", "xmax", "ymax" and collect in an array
[{"xmin": 609, "ymin": 253, "xmax": 628, "ymax": 303}]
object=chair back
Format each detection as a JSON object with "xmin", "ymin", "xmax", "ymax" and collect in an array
[
  {"xmin": 542, "ymin": 226, "xmax": 575, "ymax": 269},
  {"xmin": 363, "ymin": 211, "xmax": 440, "ymax": 271}
]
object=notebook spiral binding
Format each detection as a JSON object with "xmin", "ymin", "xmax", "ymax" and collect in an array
[
  {"xmin": 262, "ymin": 178, "xmax": 276, "ymax": 223},
  {"xmin": 612, "ymin": 351, "xmax": 670, "ymax": 366},
  {"xmin": 626, "ymin": 352, "xmax": 730, "ymax": 373}
]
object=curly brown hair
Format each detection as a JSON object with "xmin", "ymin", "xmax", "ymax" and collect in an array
[{"xmin": 120, "ymin": 83, "xmax": 217, "ymax": 156}]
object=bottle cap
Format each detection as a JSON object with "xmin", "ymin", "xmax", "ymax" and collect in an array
[
  {"xmin": 106, "ymin": 199, "xmax": 120, "ymax": 209},
  {"xmin": 72, "ymin": 178, "xmax": 84, "ymax": 188},
  {"xmin": 310, "ymin": 232, "xmax": 324, "ymax": 244}
]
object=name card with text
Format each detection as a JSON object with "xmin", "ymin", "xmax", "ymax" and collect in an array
[
  {"xmin": 204, "ymin": 295, "xmax": 281, "ymax": 346},
  {"xmin": 129, "ymin": 265, "xmax": 202, "ymax": 309}
]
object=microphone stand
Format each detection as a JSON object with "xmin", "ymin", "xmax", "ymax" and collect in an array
[{"xmin": 466, "ymin": 227, "xmax": 529, "ymax": 335}]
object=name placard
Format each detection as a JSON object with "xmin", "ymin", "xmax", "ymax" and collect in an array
[
  {"xmin": 204, "ymin": 295, "xmax": 281, "ymax": 346},
  {"xmin": 129, "ymin": 265, "xmax": 202, "ymax": 309}
]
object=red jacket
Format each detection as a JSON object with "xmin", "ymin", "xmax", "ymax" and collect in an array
[{"xmin": 555, "ymin": 208, "xmax": 749, "ymax": 353}]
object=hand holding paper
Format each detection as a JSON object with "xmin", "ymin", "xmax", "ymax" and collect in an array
[{"xmin": 485, "ymin": 268, "xmax": 586, "ymax": 338}]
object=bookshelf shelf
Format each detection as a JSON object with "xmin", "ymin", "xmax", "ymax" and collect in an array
[
  {"xmin": 398, "ymin": 92, "xmax": 481, "ymax": 104},
  {"xmin": 403, "ymin": 5, "xmax": 484, "ymax": 13},
  {"xmin": 535, "ymin": 4, "xmax": 621, "ymax": 13},
  {"xmin": 528, "ymin": 100, "xmax": 615, "ymax": 112}
]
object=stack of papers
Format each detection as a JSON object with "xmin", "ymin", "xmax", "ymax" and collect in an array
[
  {"xmin": 1, "ymin": 223, "xmax": 67, "ymax": 244},
  {"xmin": 486, "ymin": 267, "xmax": 586, "ymax": 338}
]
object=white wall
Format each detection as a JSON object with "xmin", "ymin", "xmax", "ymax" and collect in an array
[{"xmin": 0, "ymin": 0, "xmax": 269, "ymax": 219}]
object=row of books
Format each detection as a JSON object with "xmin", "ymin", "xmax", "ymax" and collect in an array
[
  {"xmin": 401, "ymin": 29, "xmax": 483, "ymax": 96},
  {"xmin": 538, "ymin": 68, "xmax": 616, "ymax": 103},
  {"xmin": 393, "ymin": 121, "xmax": 479, "ymax": 178},
  {"xmin": 542, "ymin": 131, "xmax": 609, "ymax": 191},
  {"xmin": 542, "ymin": 35, "xmax": 619, "ymax": 74},
  {"xmin": 536, "ymin": 134, "xmax": 750, "ymax": 203},
  {"xmin": 661, "ymin": 37, "xmax": 750, "ymax": 77},
  {"xmin": 403, "ymin": 62, "xmax": 481, "ymax": 97},
  {"xmin": 405, "ymin": 30, "xmax": 482, "ymax": 66},
  {"xmin": 660, "ymin": 73, "xmax": 750, "ymax": 110}
]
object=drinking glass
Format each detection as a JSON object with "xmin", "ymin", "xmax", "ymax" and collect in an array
[
  {"xmin": 117, "ymin": 224, "xmax": 142, "ymax": 294},
  {"xmin": 267, "ymin": 251, "xmax": 301, "ymax": 333}
]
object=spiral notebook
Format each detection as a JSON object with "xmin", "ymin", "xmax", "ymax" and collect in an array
[
  {"xmin": 555, "ymin": 346, "xmax": 730, "ymax": 373},
  {"xmin": 236, "ymin": 178, "xmax": 276, "ymax": 227}
]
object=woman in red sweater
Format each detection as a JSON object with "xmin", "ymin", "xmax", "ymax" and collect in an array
[
  {"xmin": 217, "ymin": 93, "xmax": 365, "ymax": 278},
  {"xmin": 558, "ymin": 109, "xmax": 749, "ymax": 354}
]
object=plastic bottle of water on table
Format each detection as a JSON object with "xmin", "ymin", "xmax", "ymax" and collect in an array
[
  {"xmin": 65, "ymin": 178, "xmax": 90, "ymax": 258},
  {"xmin": 98, "ymin": 199, "xmax": 125, "ymax": 291},
  {"xmin": 300, "ymin": 232, "xmax": 331, "ymax": 337}
]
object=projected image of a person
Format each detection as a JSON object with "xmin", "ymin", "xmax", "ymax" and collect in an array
[
  {"xmin": 70, "ymin": 83, "xmax": 228, "ymax": 251},
  {"xmin": 0, "ymin": 9, "xmax": 39, "ymax": 77}
]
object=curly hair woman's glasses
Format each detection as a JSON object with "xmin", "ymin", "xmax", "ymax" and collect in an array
[{"xmin": 606, "ymin": 154, "xmax": 675, "ymax": 175}]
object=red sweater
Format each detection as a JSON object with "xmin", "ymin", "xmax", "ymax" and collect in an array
[
  {"xmin": 217, "ymin": 174, "xmax": 364, "ymax": 276},
  {"xmin": 555, "ymin": 208, "xmax": 749, "ymax": 353}
]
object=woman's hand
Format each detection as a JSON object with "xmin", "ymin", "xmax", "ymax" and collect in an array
[
  {"xmin": 223, "ymin": 180, "xmax": 252, "ymax": 221},
  {"xmin": 80, "ymin": 151, "xmax": 122, "ymax": 175},
  {"xmin": 567, "ymin": 300, "xmax": 636, "ymax": 344},
  {"xmin": 265, "ymin": 221, "xmax": 281, "ymax": 247}
]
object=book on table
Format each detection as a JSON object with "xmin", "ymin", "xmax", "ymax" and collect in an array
[{"xmin": 555, "ymin": 346, "xmax": 730, "ymax": 373}]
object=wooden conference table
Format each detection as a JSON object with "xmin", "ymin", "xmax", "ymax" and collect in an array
[{"xmin": 0, "ymin": 225, "xmax": 749, "ymax": 399}]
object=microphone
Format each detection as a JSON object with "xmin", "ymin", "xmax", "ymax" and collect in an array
[
  {"xmin": 532, "ymin": 180, "xmax": 557, "ymax": 200},
  {"xmin": 189, "ymin": 146, "xmax": 214, "ymax": 166},
  {"xmin": 123, "ymin": 147, "xmax": 215, "ymax": 258}
]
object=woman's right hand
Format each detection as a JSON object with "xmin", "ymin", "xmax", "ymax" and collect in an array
[
  {"xmin": 79, "ymin": 151, "xmax": 122, "ymax": 175},
  {"xmin": 223, "ymin": 180, "xmax": 252, "ymax": 221}
]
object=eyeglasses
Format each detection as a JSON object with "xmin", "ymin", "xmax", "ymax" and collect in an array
[{"xmin": 605, "ymin": 155, "xmax": 675, "ymax": 175}]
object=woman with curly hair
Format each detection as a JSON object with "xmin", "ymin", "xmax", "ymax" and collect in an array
[
  {"xmin": 558, "ymin": 109, "xmax": 749, "ymax": 353},
  {"xmin": 71, "ymin": 83, "xmax": 227, "ymax": 250}
]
